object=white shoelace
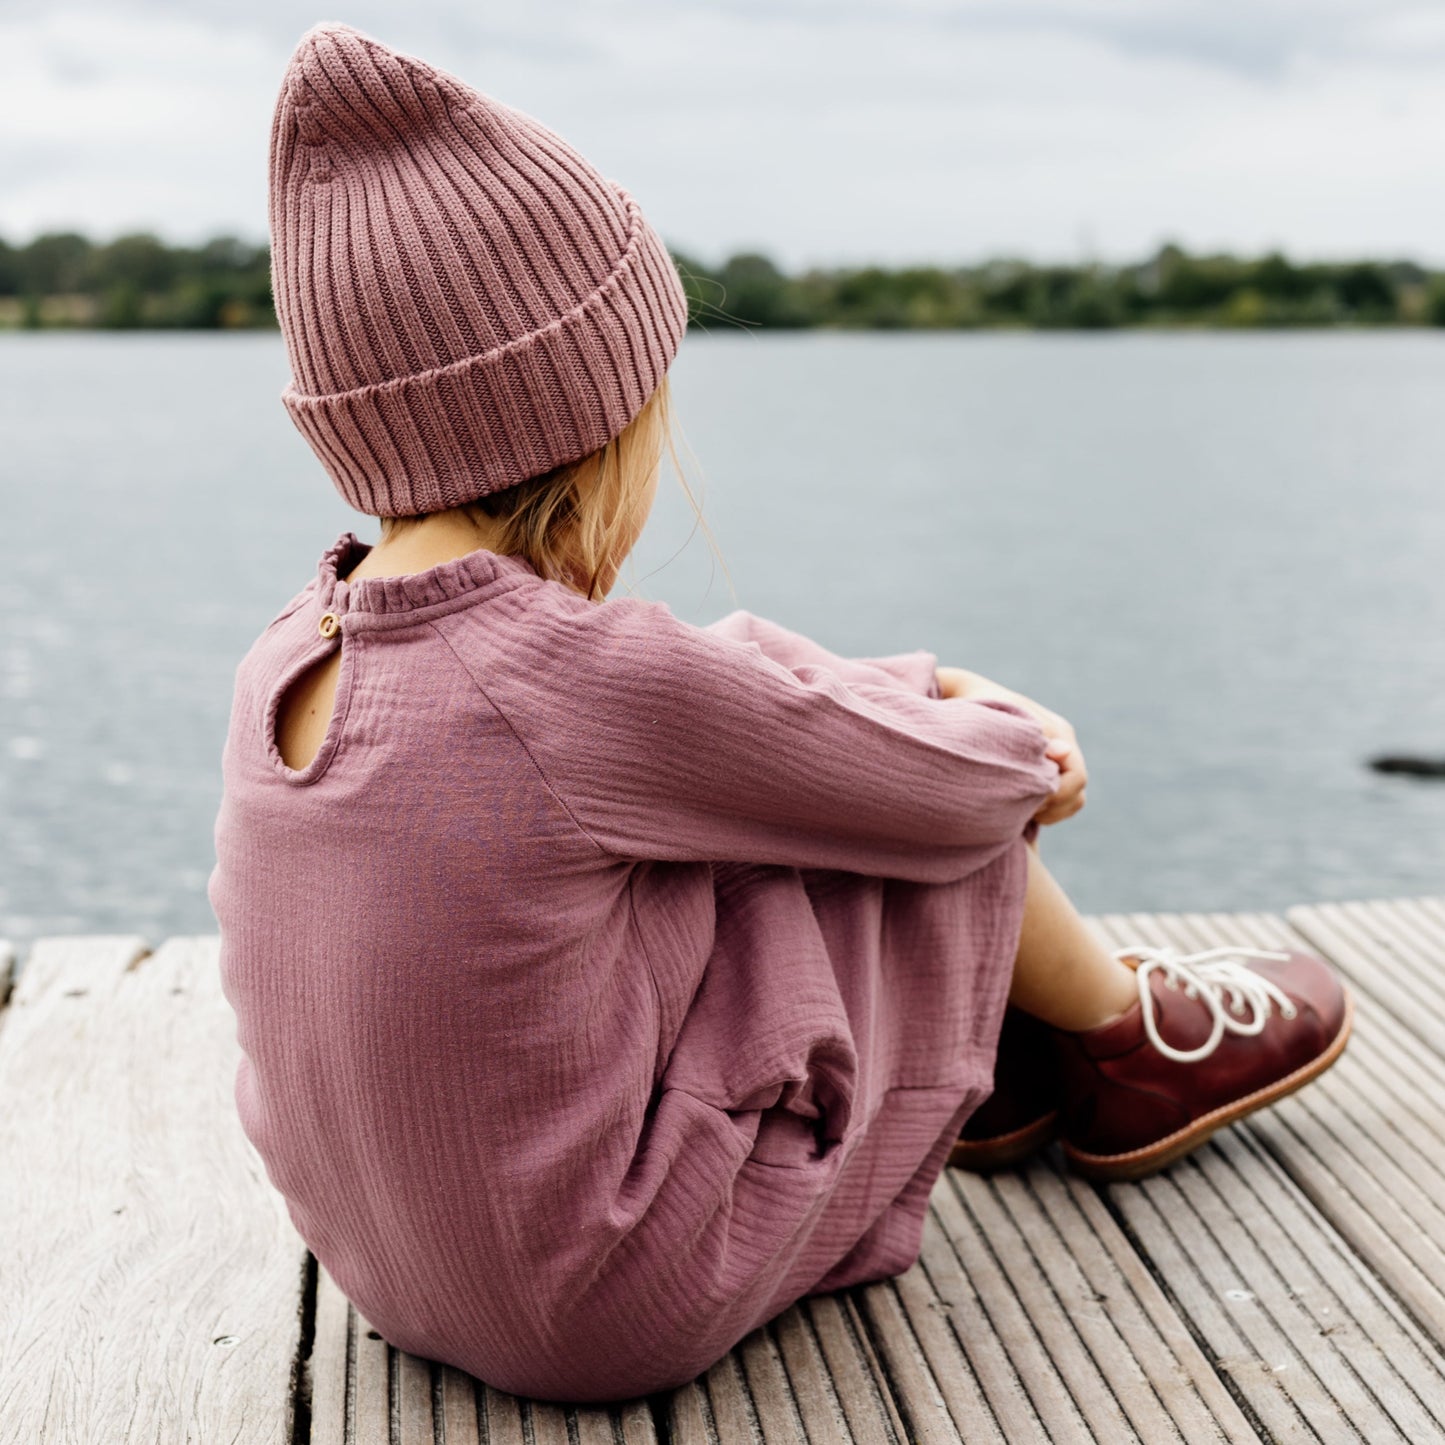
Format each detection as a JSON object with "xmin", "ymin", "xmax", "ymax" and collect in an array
[{"xmin": 1110, "ymin": 943, "xmax": 1299, "ymax": 1063}]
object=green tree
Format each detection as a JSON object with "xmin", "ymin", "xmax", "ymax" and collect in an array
[
  {"xmin": 978, "ymin": 261, "xmax": 1033, "ymax": 323},
  {"xmin": 1251, "ymin": 251, "xmax": 1311, "ymax": 302},
  {"xmin": 714, "ymin": 252, "xmax": 808, "ymax": 328},
  {"xmin": 100, "ymin": 282, "xmax": 145, "ymax": 328},
  {"xmin": 1063, "ymin": 275, "xmax": 1123, "ymax": 329},
  {"xmin": 1335, "ymin": 263, "xmax": 1395, "ymax": 319},
  {"xmin": 1156, "ymin": 252, "xmax": 1240, "ymax": 314},
  {"xmin": 93, "ymin": 232, "xmax": 179, "ymax": 294},
  {"xmin": 1426, "ymin": 277, "xmax": 1445, "ymax": 327},
  {"xmin": 0, "ymin": 238, "xmax": 20, "ymax": 296},
  {"xmin": 20, "ymin": 232, "xmax": 92, "ymax": 295}
]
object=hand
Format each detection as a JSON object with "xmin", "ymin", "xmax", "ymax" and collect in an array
[{"xmin": 935, "ymin": 666, "xmax": 1087, "ymax": 827}]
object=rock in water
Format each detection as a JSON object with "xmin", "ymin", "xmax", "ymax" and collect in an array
[{"xmin": 1369, "ymin": 753, "xmax": 1445, "ymax": 777}]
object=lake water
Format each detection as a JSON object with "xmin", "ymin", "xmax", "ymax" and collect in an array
[{"xmin": 2, "ymin": 330, "xmax": 1442, "ymax": 960}]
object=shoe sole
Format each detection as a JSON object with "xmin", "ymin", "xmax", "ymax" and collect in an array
[
  {"xmin": 949, "ymin": 1110, "xmax": 1059, "ymax": 1172},
  {"xmin": 1061, "ymin": 985, "xmax": 1355, "ymax": 1183}
]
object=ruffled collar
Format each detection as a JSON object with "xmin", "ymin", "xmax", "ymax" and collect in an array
[{"xmin": 313, "ymin": 530, "xmax": 540, "ymax": 619}]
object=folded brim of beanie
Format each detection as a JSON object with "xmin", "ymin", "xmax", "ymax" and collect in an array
[{"xmin": 281, "ymin": 189, "xmax": 686, "ymax": 518}]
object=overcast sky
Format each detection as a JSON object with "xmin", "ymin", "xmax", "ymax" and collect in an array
[{"xmin": 3, "ymin": 0, "xmax": 1445, "ymax": 269}]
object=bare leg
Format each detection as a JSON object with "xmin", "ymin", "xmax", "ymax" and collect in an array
[{"xmin": 1010, "ymin": 840, "xmax": 1139, "ymax": 1031}]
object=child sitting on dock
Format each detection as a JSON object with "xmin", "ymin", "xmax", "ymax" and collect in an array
[{"xmin": 210, "ymin": 21, "xmax": 1353, "ymax": 1404}]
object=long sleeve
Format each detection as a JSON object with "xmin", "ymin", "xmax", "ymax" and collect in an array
[
  {"xmin": 702, "ymin": 609, "xmax": 942, "ymax": 699},
  {"xmin": 493, "ymin": 592, "xmax": 1060, "ymax": 885},
  {"xmin": 699, "ymin": 613, "xmax": 1044, "ymax": 845}
]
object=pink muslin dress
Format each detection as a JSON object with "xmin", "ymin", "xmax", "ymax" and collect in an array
[{"xmin": 209, "ymin": 531, "xmax": 1060, "ymax": 1402}]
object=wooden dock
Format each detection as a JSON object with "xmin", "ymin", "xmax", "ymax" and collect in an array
[{"xmin": 4, "ymin": 895, "xmax": 1445, "ymax": 1442}]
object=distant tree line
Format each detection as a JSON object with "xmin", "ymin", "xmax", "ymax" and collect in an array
[
  {"xmin": 4, "ymin": 230, "xmax": 1445, "ymax": 330},
  {"xmin": 673, "ymin": 246, "xmax": 1445, "ymax": 330},
  {"xmin": 0, "ymin": 233, "xmax": 272, "ymax": 329}
]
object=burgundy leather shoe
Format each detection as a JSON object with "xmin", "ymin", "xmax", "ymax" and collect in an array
[
  {"xmin": 1052, "ymin": 942, "xmax": 1353, "ymax": 1181},
  {"xmin": 950, "ymin": 1005, "xmax": 1061, "ymax": 1171}
]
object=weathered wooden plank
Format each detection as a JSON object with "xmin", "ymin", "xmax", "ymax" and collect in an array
[
  {"xmin": 396, "ymin": 1347, "xmax": 434, "ymax": 1445},
  {"xmin": 1262, "ymin": 1076, "xmax": 1445, "ymax": 1343},
  {"xmin": 1351, "ymin": 895, "xmax": 1445, "ymax": 975},
  {"xmin": 801, "ymin": 1294, "xmax": 906, "ymax": 1444},
  {"xmin": 307, "ymin": 1268, "xmax": 901, "ymax": 1445},
  {"xmin": 952, "ymin": 1161, "xmax": 1256, "ymax": 1443},
  {"xmin": 971, "ymin": 1173, "xmax": 1173, "ymax": 1445},
  {"xmin": 1051, "ymin": 1167, "xmax": 1259, "ymax": 1443},
  {"xmin": 916, "ymin": 1175, "xmax": 1083, "ymax": 1441},
  {"xmin": 703, "ymin": 1347, "xmax": 767, "ymax": 1442},
  {"xmin": 665, "ymin": 1378, "xmax": 716, "ymax": 1444},
  {"xmin": 1201, "ymin": 908, "xmax": 1445, "ymax": 1352},
  {"xmin": 948, "ymin": 1169, "xmax": 1138, "ymax": 1441},
  {"xmin": 1415, "ymin": 896, "xmax": 1445, "ymax": 940},
  {"xmin": 739, "ymin": 1322, "xmax": 810, "ymax": 1443},
  {"xmin": 1298, "ymin": 896, "xmax": 1445, "ymax": 1031},
  {"xmin": 1093, "ymin": 909, "xmax": 1445, "ymax": 1443},
  {"xmin": 0, "ymin": 935, "xmax": 307, "ymax": 1445},
  {"xmin": 855, "ymin": 1277, "xmax": 962, "ymax": 1442},
  {"xmin": 867, "ymin": 1136, "xmax": 1259, "ymax": 1445},
  {"xmin": 436, "ymin": 1364, "xmax": 482, "ymax": 1442},
  {"xmin": 482, "ymin": 1382, "xmax": 528, "ymax": 1444},
  {"xmin": 892, "ymin": 1219, "xmax": 1009, "ymax": 1445},
  {"xmin": 1102, "ymin": 1161, "xmax": 1318, "ymax": 1444},
  {"xmin": 1286, "ymin": 897, "xmax": 1445, "ymax": 1056},
  {"xmin": 770, "ymin": 1303, "xmax": 875, "ymax": 1445},
  {"xmin": 528, "ymin": 1396, "xmax": 573, "ymax": 1445},
  {"xmin": 623, "ymin": 1398, "xmax": 662, "ymax": 1444},
  {"xmin": 352, "ymin": 1307, "xmax": 392, "ymax": 1443},
  {"xmin": 1211, "ymin": 1131, "xmax": 1441, "ymax": 1441},
  {"xmin": 310, "ymin": 1261, "xmax": 663, "ymax": 1442},
  {"xmin": 308, "ymin": 1263, "xmax": 353, "ymax": 1445},
  {"xmin": 572, "ymin": 1398, "xmax": 657, "ymax": 1445},
  {"xmin": 1007, "ymin": 1164, "xmax": 1254, "ymax": 1443},
  {"xmin": 911, "ymin": 1200, "xmax": 1046, "ymax": 1442}
]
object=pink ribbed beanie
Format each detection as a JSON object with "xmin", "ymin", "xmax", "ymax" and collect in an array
[{"xmin": 268, "ymin": 22, "xmax": 689, "ymax": 516}]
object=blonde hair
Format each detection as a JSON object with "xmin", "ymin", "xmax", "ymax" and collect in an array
[{"xmin": 388, "ymin": 375, "xmax": 728, "ymax": 604}]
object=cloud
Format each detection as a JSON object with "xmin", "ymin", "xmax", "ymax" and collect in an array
[
  {"xmin": 2, "ymin": 0, "xmax": 1444, "ymax": 268},
  {"xmin": 693, "ymin": 0, "xmax": 1445, "ymax": 78}
]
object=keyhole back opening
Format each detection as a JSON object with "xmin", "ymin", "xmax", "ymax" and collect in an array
[{"xmin": 275, "ymin": 649, "xmax": 344, "ymax": 771}]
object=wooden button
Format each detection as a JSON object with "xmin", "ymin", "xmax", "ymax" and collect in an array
[{"xmin": 318, "ymin": 612, "xmax": 340, "ymax": 639}]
